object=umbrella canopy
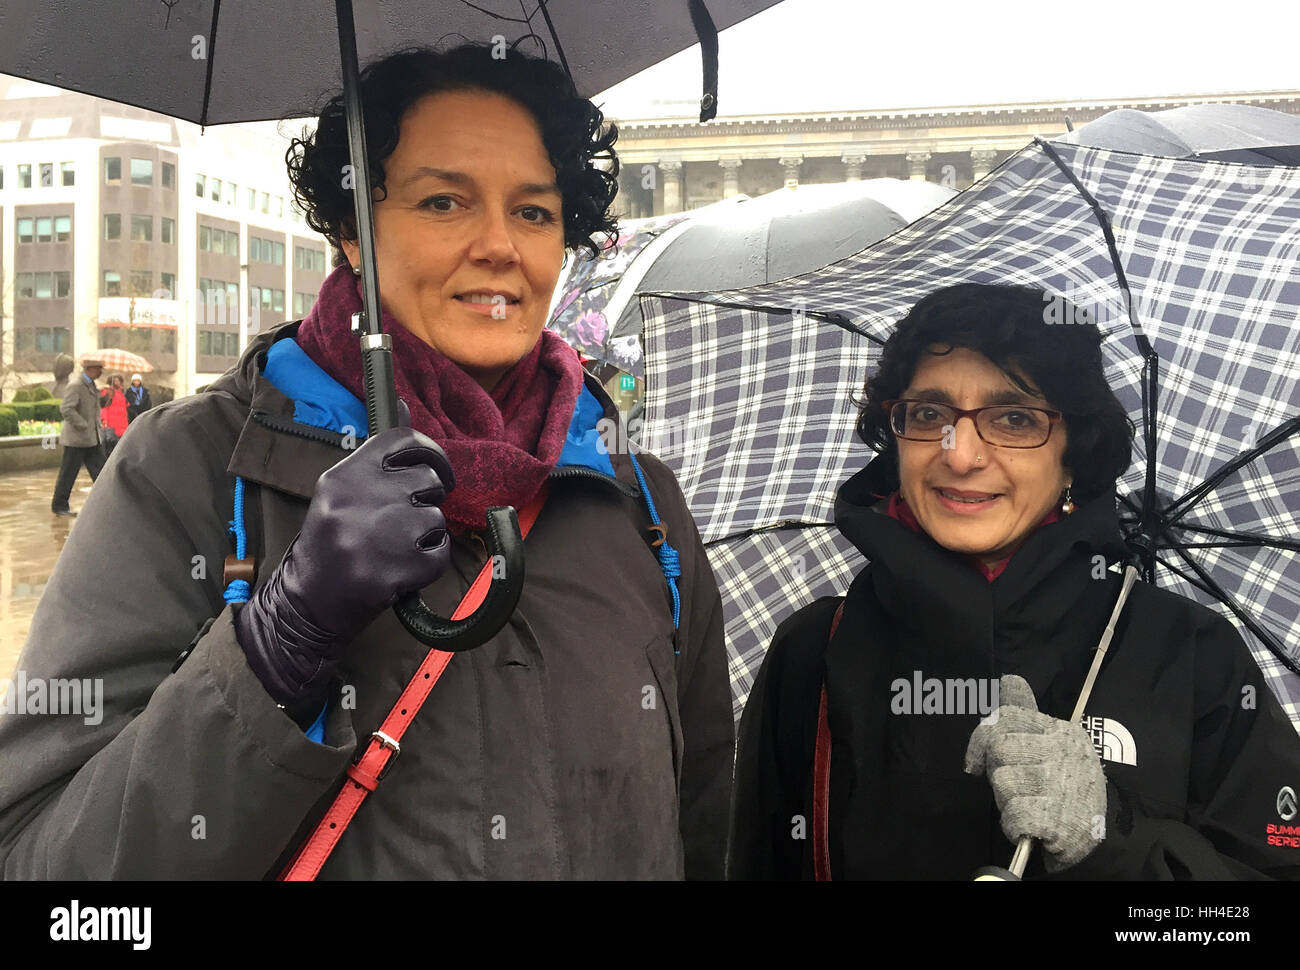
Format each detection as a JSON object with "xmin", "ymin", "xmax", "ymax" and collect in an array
[
  {"xmin": 607, "ymin": 178, "xmax": 957, "ymax": 373},
  {"xmin": 1056, "ymin": 103, "xmax": 1300, "ymax": 165},
  {"xmin": 0, "ymin": 0, "xmax": 784, "ymax": 123},
  {"xmin": 546, "ymin": 208, "xmax": 701, "ymax": 369},
  {"xmin": 81, "ymin": 349, "xmax": 152, "ymax": 374},
  {"xmin": 638, "ymin": 140, "xmax": 1300, "ymax": 726}
]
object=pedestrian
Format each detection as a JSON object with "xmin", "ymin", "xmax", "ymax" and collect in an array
[
  {"xmin": 100, "ymin": 375, "xmax": 129, "ymax": 456},
  {"xmin": 729, "ymin": 283, "xmax": 1300, "ymax": 880},
  {"xmin": 50, "ymin": 357, "xmax": 108, "ymax": 517},
  {"xmin": 125, "ymin": 373, "xmax": 152, "ymax": 424},
  {"xmin": 0, "ymin": 41, "xmax": 733, "ymax": 880}
]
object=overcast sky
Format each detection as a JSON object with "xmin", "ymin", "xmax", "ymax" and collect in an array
[{"xmin": 593, "ymin": 0, "xmax": 1300, "ymax": 120}]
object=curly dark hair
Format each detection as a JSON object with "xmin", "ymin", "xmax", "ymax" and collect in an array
[
  {"xmin": 854, "ymin": 282, "xmax": 1134, "ymax": 504},
  {"xmin": 286, "ymin": 41, "xmax": 620, "ymax": 262}
]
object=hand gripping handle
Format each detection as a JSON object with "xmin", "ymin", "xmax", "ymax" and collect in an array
[
  {"xmin": 361, "ymin": 332, "xmax": 525, "ymax": 652},
  {"xmin": 391, "ymin": 506, "xmax": 525, "ymax": 651}
]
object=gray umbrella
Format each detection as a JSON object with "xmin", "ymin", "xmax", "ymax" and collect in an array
[
  {"xmin": 0, "ymin": 0, "xmax": 785, "ymax": 649},
  {"xmin": 609, "ymin": 178, "xmax": 957, "ymax": 367},
  {"xmin": 1056, "ymin": 103, "xmax": 1300, "ymax": 165}
]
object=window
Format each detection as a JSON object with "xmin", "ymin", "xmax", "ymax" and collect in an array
[
  {"xmin": 130, "ymin": 215, "xmax": 152, "ymax": 242},
  {"xmin": 225, "ymin": 230, "xmax": 239, "ymax": 257},
  {"xmin": 272, "ymin": 241, "xmax": 284, "ymax": 265},
  {"xmin": 260, "ymin": 191, "xmax": 269, "ymax": 214},
  {"xmin": 129, "ymin": 270, "xmax": 153, "ymax": 296},
  {"xmin": 104, "ymin": 213, "xmax": 121, "ymax": 240},
  {"xmin": 226, "ymin": 281, "xmax": 239, "ymax": 307},
  {"xmin": 55, "ymin": 271, "xmax": 71, "ymax": 298},
  {"xmin": 295, "ymin": 247, "xmax": 326, "ymax": 273},
  {"xmin": 195, "ymin": 173, "xmax": 205, "ymax": 197},
  {"xmin": 40, "ymin": 163, "xmax": 53, "ymax": 187},
  {"xmin": 17, "ymin": 217, "xmax": 34, "ymax": 243},
  {"xmin": 252, "ymin": 287, "xmax": 285, "ymax": 313},
  {"xmin": 102, "ymin": 271, "xmax": 122, "ymax": 297},
  {"xmin": 105, "ymin": 157, "xmax": 121, "ymax": 184},
  {"xmin": 0, "ymin": 167, "xmax": 4, "ymax": 190},
  {"xmin": 19, "ymin": 164, "xmax": 31, "ymax": 188},
  {"xmin": 130, "ymin": 158, "xmax": 153, "ymax": 186},
  {"xmin": 160, "ymin": 272, "xmax": 175, "ymax": 298},
  {"xmin": 294, "ymin": 291, "xmax": 316, "ymax": 316},
  {"xmin": 161, "ymin": 161, "xmax": 175, "ymax": 189},
  {"xmin": 225, "ymin": 181, "xmax": 236, "ymax": 206},
  {"xmin": 22, "ymin": 327, "xmax": 72, "ymax": 353},
  {"xmin": 247, "ymin": 187, "xmax": 256, "ymax": 210},
  {"xmin": 274, "ymin": 196, "xmax": 283, "ymax": 218},
  {"xmin": 160, "ymin": 330, "xmax": 176, "ymax": 354},
  {"xmin": 61, "ymin": 162, "xmax": 75, "ymax": 186},
  {"xmin": 36, "ymin": 217, "xmax": 52, "ymax": 242},
  {"xmin": 34, "ymin": 272, "xmax": 53, "ymax": 298},
  {"xmin": 210, "ymin": 177, "xmax": 221, "ymax": 202},
  {"xmin": 198, "ymin": 330, "xmax": 211, "ymax": 355},
  {"xmin": 55, "ymin": 216, "xmax": 71, "ymax": 241},
  {"xmin": 198, "ymin": 224, "xmax": 211, "ymax": 251},
  {"xmin": 161, "ymin": 216, "xmax": 175, "ymax": 244},
  {"xmin": 249, "ymin": 236, "xmax": 260, "ymax": 261},
  {"xmin": 16, "ymin": 273, "xmax": 33, "ymax": 298}
]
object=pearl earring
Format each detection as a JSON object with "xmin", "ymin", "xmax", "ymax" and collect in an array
[{"xmin": 1061, "ymin": 485, "xmax": 1075, "ymax": 515}]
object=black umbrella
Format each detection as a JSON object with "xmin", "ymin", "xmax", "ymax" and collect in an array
[{"xmin": 1, "ymin": 0, "xmax": 784, "ymax": 649}]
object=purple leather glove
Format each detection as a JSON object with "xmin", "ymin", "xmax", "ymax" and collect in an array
[{"xmin": 234, "ymin": 406, "xmax": 454, "ymax": 711}]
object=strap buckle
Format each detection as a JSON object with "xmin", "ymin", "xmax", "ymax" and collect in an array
[{"xmin": 356, "ymin": 730, "xmax": 401, "ymax": 782}]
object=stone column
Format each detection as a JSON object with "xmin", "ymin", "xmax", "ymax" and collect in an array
[
  {"xmin": 906, "ymin": 151, "xmax": 931, "ymax": 182},
  {"xmin": 971, "ymin": 148, "xmax": 999, "ymax": 180},
  {"xmin": 718, "ymin": 158, "xmax": 743, "ymax": 198},
  {"xmin": 659, "ymin": 160, "xmax": 683, "ymax": 214},
  {"xmin": 841, "ymin": 153, "xmax": 866, "ymax": 181},
  {"xmin": 779, "ymin": 155, "xmax": 803, "ymax": 189}
]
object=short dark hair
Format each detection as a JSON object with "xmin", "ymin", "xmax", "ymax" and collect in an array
[
  {"xmin": 854, "ymin": 282, "xmax": 1134, "ymax": 503},
  {"xmin": 286, "ymin": 42, "xmax": 620, "ymax": 262}
]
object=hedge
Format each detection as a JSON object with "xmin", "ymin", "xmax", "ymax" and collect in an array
[
  {"xmin": 5, "ymin": 401, "xmax": 62, "ymax": 421},
  {"xmin": 10, "ymin": 388, "xmax": 33, "ymax": 403},
  {"xmin": 0, "ymin": 406, "xmax": 18, "ymax": 437},
  {"xmin": 27, "ymin": 385, "xmax": 54, "ymax": 400}
]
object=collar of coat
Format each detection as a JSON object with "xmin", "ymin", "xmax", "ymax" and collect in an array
[
  {"xmin": 833, "ymin": 455, "xmax": 1131, "ymax": 638},
  {"xmin": 213, "ymin": 320, "xmax": 643, "ymax": 502}
]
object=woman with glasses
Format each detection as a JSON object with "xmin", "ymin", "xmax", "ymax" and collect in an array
[{"xmin": 728, "ymin": 282, "xmax": 1300, "ymax": 880}]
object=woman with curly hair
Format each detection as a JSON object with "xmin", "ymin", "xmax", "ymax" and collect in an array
[
  {"xmin": 728, "ymin": 282, "xmax": 1300, "ymax": 881},
  {"xmin": 0, "ymin": 42, "xmax": 732, "ymax": 880}
]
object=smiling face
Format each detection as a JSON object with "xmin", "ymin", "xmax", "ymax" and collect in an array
[
  {"xmin": 340, "ymin": 89, "xmax": 566, "ymax": 393},
  {"xmin": 896, "ymin": 346, "xmax": 1071, "ymax": 567}
]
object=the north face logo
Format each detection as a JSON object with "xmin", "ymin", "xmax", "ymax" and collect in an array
[{"xmin": 1080, "ymin": 715, "xmax": 1137, "ymax": 766}]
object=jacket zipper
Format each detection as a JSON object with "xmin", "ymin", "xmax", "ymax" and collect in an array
[
  {"xmin": 547, "ymin": 464, "xmax": 641, "ymax": 498},
  {"xmin": 250, "ymin": 408, "xmax": 357, "ymax": 449}
]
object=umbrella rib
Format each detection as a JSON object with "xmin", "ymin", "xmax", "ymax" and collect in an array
[
  {"xmin": 1170, "ymin": 545, "xmax": 1300, "ymax": 677},
  {"xmin": 1154, "ymin": 554, "xmax": 1219, "ymax": 599},
  {"xmin": 1163, "ymin": 416, "xmax": 1300, "ymax": 527},
  {"xmin": 1170, "ymin": 521, "xmax": 1300, "ymax": 553},
  {"xmin": 199, "ymin": 0, "xmax": 223, "ymax": 129},
  {"xmin": 702, "ymin": 520, "xmax": 836, "ymax": 549},
  {"xmin": 639, "ymin": 295, "xmax": 883, "ymax": 343}
]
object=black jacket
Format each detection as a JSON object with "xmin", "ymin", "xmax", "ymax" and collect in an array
[
  {"xmin": 125, "ymin": 384, "xmax": 152, "ymax": 422},
  {"xmin": 729, "ymin": 457, "xmax": 1300, "ymax": 880}
]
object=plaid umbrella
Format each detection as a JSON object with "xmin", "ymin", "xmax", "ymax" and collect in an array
[
  {"xmin": 639, "ymin": 138, "xmax": 1300, "ymax": 727},
  {"xmin": 81, "ymin": 348, "xmax": 152, "ymax": 374}
]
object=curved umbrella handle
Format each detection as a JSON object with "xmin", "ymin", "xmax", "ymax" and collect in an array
[{"xmin": 392, "ymin": 506, "xmax": 525, "ymax": 652}]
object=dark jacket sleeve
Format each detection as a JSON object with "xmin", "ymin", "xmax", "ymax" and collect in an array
[
  {"xmin": 0, "ymin": 402, "xmax": 356, "ymax": 879},
  {"xmin": 1061, "ymin": 613, "xmax": 1300, "ymax": 880},
  {"xmin": 727, "ymin": 596, "xmax": 841, "ymax": 880},
  {"xmin": 641, "ymin": 454, "xmax": 734, "ymax": 880}
]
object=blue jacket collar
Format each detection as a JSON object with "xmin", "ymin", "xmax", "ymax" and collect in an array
[{"xmin": 262, "ymin": 335, "xmax": 617, "ymax": 477}]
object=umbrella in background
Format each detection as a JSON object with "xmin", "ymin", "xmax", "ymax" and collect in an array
[
  {"xmin": 81, "ymin": 349, "xmax": 153, "ymax": 375},
  {"xmin": 607, "ymin": 178, "xmax": 956, "ymax": 376},
  {"xmin": 1056, "ymin": 103, "xmax": 1300, "ymax": 165},
  {"xmin": 639, "ymin": 137, "xmax": 1300, "ymax": 727},
  {"xmin": 2, "ymin": 0, "xmax": 787, "ymax": 650},
  {"xmin": 547, "ymin": 208, "xmax": 701, "ymax": 369}
]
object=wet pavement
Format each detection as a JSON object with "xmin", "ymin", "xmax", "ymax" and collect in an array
[{"xmin": 1, "ymin": 469, "xmax": 84, "ymax": 681}]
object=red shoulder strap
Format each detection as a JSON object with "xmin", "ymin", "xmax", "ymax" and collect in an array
[
  {"xmin": 278, "ymin": 486, "xmax": 549, "ymax": 881},
  {"xmin": 813, "ymin": 600, "xmax": 845, "ymax": 882}
]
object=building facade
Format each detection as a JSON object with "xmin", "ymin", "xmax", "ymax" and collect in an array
[
  {"xmin": 608, "ymin": 91, "xmax": 1300, "ymax": 218},
  {"xmin": 0, "ymin": 76, "xmax": 330, "ymax": 397}
]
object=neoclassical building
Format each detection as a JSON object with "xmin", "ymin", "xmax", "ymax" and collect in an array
[{"xmin": 609, "ymin": 90, "xmax": 1300, "ymax": 218}]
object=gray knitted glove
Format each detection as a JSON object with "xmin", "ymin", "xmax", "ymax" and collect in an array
[{"xmin": 964, "ymin": 674, "xmax": 1107, "ymax": 871}]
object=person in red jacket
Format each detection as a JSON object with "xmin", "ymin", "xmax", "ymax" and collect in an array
[{"xmin": 99, "ymin": 374, "xmax": 129, "ymax": 454}]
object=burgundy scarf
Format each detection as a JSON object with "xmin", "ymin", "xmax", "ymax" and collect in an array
[{"xmin": 296, "ymin": 265, "xmax": 583, "ymax": 535}]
